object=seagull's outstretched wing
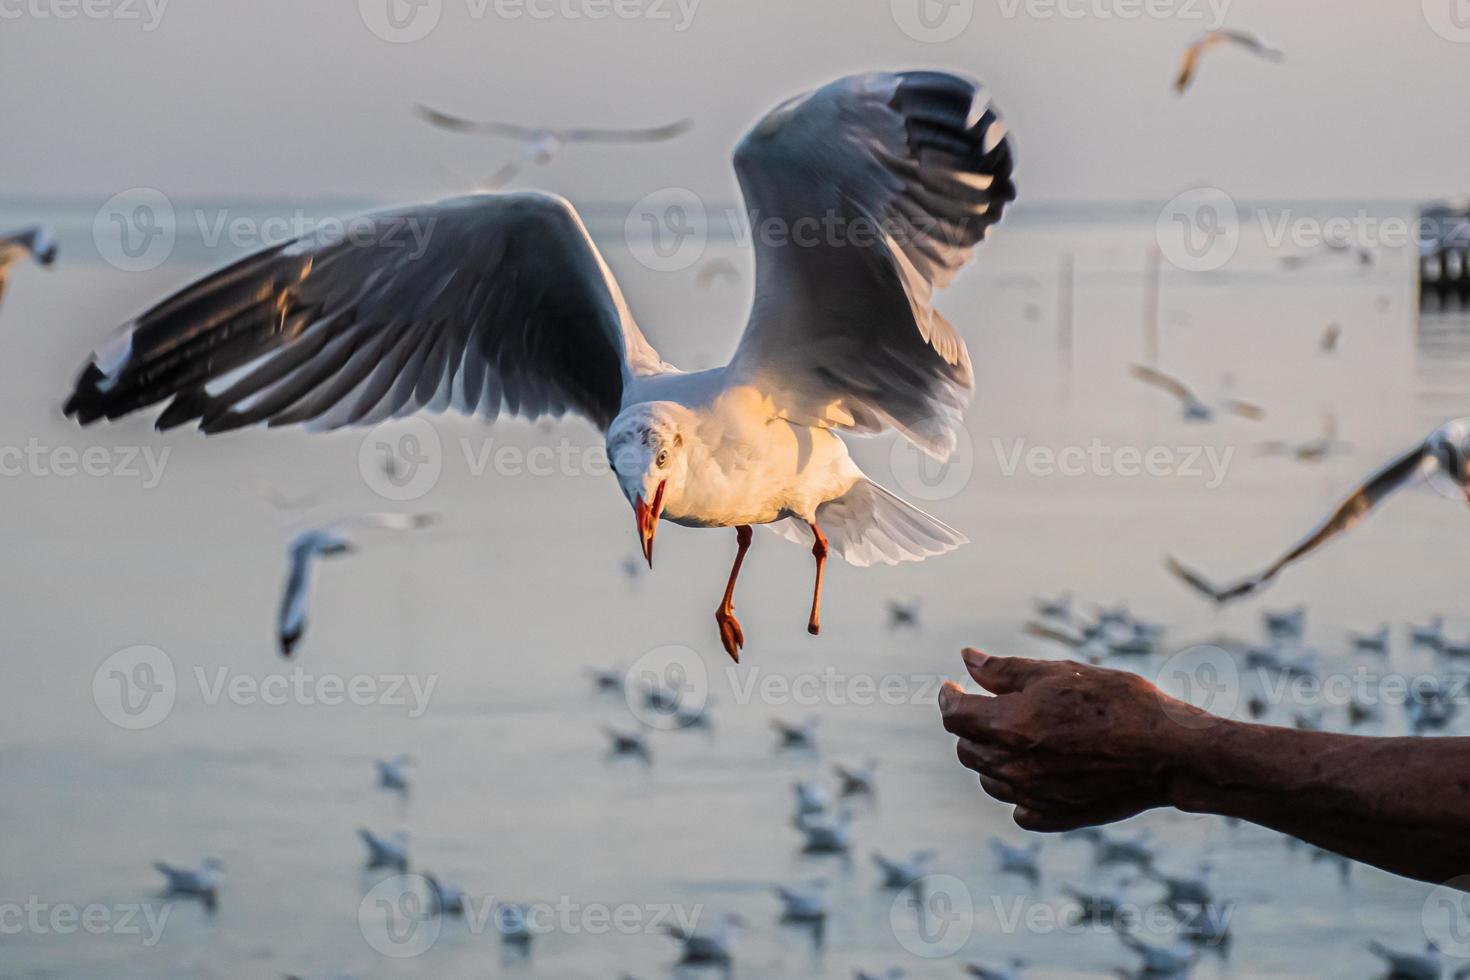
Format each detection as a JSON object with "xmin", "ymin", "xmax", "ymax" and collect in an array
[
  {"xmin": 65, "ymin": 193, "xmax": 668, "ymax": 433},
  {"xmin": 1176, "ymin": 30, "xmax": 1284, "ymax": 94},
  {"xmin": 1166, "ymin": 445, "xmax": 1430, "ymax": 603},
  {"xmin": 415, "ymin": 105, "xmax": 693, "ymax": 144},
  {"xmin": 1130, "ymin": 364, "xmax": 1198, "ymax": 407},
  {"xmin": 0, "ymin": 224, "xmax": 58, "ymax": 266},
  {"xmin": 728, "ymin": 71, "xmax": 1015, "ymax": 459}
]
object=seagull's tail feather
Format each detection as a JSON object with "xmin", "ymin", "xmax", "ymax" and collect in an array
[{"xmin": 769, "ymin": 479, "xmax": 966, "ymax": 567}]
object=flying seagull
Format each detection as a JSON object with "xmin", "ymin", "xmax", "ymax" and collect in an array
[
  {"xmin": 1168, "ymin": 418, "xmax": 1470, "ymax": 603},
  {"xmin": 414, "ymin": 105, "xmax": 693, "ymax": 173},
  {"xmin": 154, "ymin": 857, "xmax": 224, "ymax": 907},
  {"xmin": 1131, "ymin": 364, "xmax": 1264, "ymax": 422},
  {"xmin": 1174, "ymin": 29, "xmax": 1284, "ymax": 94},
  {"xmin": 0, "ymin": 224, "xmax": 57, "ymax": 310},
  {"xmin": 357, "ymin": 828, "xmax": 409, "ymax": 870},
  {"xmin": 62, "ymin": 70, "xmax": 1015, "ymax": 663},
  {"xmin": 1256, "ymin": 412, "xmax": 1350, "ymax": 463},
  {"xmin": 278, "ymin": 513, "xmax": 436, "ymax": 656}
]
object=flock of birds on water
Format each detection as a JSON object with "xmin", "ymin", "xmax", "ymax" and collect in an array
[{"xmin": 0, "ymin": 19, "xmax": 1466, "ymax": 980}]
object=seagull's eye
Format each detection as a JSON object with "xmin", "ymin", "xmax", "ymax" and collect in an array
[{"xmin": 656, "ymin": 450, "xmax": 670, "ymax": 468}]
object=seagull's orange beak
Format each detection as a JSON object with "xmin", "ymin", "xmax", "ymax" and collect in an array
[{"xmin": 634, "ymin": 479, "xmax": 667, "ymax": 568}]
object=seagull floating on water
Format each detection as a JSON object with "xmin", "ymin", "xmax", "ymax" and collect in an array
[
  {"xmin": 1409, "ymin": 616, "xmax": 1447, "ymax": 650},
  {"xmin": 966, "ymin": 958, "xmax": 1026, "ymax": 980},
  {"xmin": 1167, "ymin": 418, "xmax": 1470, "ymax": 603},
  {"xmin": 794, "ymin": 780, "xmax": 833, "ymax": 818},
  {"xmin": 796, "ymin": 808, "xmax": 854, "ymax": 855},
  {"xmin": 603, "ymin": 726, "xmax": 653, "ymax": 764},
  {"xmin": 990, "ymin": 839, "xmax": 1041, "ymax": 886},
  {"xmin": 834, "ymin": 758, "xmax": 878, "ymax": 797},
  {"xmin": 0, "ymin": 224, "xmax": 57, "ymax": 311},
  {"xmin": 1349, "ymin": 624, "xmax": 1390, "ymax": 653},
  {"xmin": 61, "ymin": 71, "xmax": 1012, "ymax": 663},
  {"xmin": 1367, "ymin": 940, "xmax": 1456, "ymax": 980},
  {"xmin": 1173, "ymin": 29, "xmax": 1284, "ymax": 94},
  {"xmin": 277, "ymin": 513, "xmax": 436, "ymax": 657},
  {"xmin": 774, "ymin": 879, "xmax": 830, "ymax": 922},
  {"xmin": 665, "ymin": 913, "xmax": 743, "ymax": 969},
  {"xmin": 773, "ymin": 717, "xmax": 819, "ymax": 750},
  {"xmin": 424, "ymin": 872, "xmax": 467, "ymax": 916}
]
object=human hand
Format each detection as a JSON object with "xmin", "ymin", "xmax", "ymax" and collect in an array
[{"xmin": 938, "ymin": 648, "xmax": 1213, "ymax": 832}]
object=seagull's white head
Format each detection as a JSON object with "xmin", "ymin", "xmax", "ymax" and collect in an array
[{"xmin": 606, "ymin": 402, "xmax": 693, "ymax": 568}]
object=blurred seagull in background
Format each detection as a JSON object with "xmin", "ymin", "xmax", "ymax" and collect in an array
[
  {"xmin": 965, "ymin": 958, "xmax": 1026, "ymax": 980},
  {"xmin": 1410, "ymin": 615, "xmax": 1447, "ymax": 649},
  {"xmin": 603, "ymin": 727, "xmax": 653, "ymax": 765},
  {"xmin": 0, "ymin": 224, "xmax": 57, "ymax": 311},
  {"xmin": 376, "ymin": 755, "xmax": 413, "ymax": 791},
  {"xmin": 665, "ymin": 913, "xmax": 743, "ymax": 969},
  {"xmin": 774, "ymin": 879, "xmax": 830, "ymax": 922},
  {"xmin": 424, "ymin": 873, "xmax": 467, "ymax": 916},
  {"xmin": 794, "ymin": 780, "xmax": 834, "ymax": 818},
  {"xmin": 834, "ymin": 758, "xmax": 878, "ymax": 797},
  {"xmin": 414, "ymin": 105, "xmax": 693, "ymax": 174},
  {"xmin": 277, "ymin": 513, "xmax": 436, "ymax": 657},
  {"xmin": 1349, "ymin": 623, "xmax": 1390, "ymax": 653},
  {"xmin": 773, "ymin": 717, "xmax": 819, "ymax": 751},
  {"xmin": 886, "ymin": 598, "xmax": 922, "ymax": 630},
  {"xmin": 797, "ymin": 808, "xmax": 854, "ymax": 855},
  {"xmin": 1255, "ymin": 412, "xmax": 1351, "ymax": 463},
  {"xmin": 1034, "ymin": 591, "xmax": 1072, "ymax": 621},
  {"xmin": 1320, "ymin": 322, "xmax": 1342, "ymax": 354},
  {"xmin": 1174, "ymin": 29, "xmax": 1284, "ymax": 94},
  {"xmin": 1167, "ymin": 418, "xmax": 1470, "ymax": 603},
  {"xmin": 991, "ymin": 839, "xmax": 1042, "ymax": 886},
  {"xmin": 357, "ymin": 828, "xmax": 409, "ymax": 871},
  {"xmin": 63, "ymin": 71, "xmax": 1015, "ymax": 664},
  {"xmin": 251, "ymin": 477, "xmax": 328, "ymax": 515},
  {"xmin": 1366, "ymin": 940, "xmax": 1456, "ymax": 980},
  {"xmin": 154, "ymin": 858, "xmax": 223, "ymax": 908},
  {"xmin": 872, "ymin": 849, "xmax": 936, "ymax": 889},
  {"xmin": 1131, "ymin": 365, "xmax": 1265, "ymax": 423}
]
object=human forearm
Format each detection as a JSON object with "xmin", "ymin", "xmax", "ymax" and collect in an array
[{"xmin": 1167, "ymin": 720, "xmax": 1470, "ymax": 881}]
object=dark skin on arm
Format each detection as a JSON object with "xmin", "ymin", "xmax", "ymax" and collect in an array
[{"xmin": 938, "ymin": 648, "xmax": 1470, "ymax": 886}]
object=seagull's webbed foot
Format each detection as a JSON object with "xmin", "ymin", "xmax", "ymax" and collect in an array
[
  {"xmin": 716, "ymin": 604, "xmax": 745, "ymax": 663},
  {"xmin": 715, "ymin": 525, "xmax": 753, "ymax": 663}
]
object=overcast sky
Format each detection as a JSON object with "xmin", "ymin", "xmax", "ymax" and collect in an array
[{"xmin": 3, "ymin": 0, "xmax": 1468, "ymax": 205}]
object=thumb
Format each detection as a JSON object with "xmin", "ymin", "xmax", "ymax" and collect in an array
[{"xmin": 963, "ymin": 648, "xmax": 1052, "ymax": 694}]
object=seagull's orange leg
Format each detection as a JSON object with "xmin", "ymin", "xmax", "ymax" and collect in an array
[
  {"xmin": 807, "ymin": 523, "xmax": 829, "ymax": 636},
  {"xmin": 715, "ymin": 525, "xmax": 753, "ymax": 663}
]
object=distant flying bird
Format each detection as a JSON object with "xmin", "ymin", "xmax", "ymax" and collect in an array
[
  {"xmin": 0, "ymin": 224, "xmax": 57, "ymax": 310},
  {"xmin": 1075, "ymin": 827, "xmax": 1155, "ymax": 873},
  {"xmin": 63, "ymin": 70, "xmax": 1014, "ymax": 664},
  {"xmin": 793, "ymin": 780, "xmax": 833, "ymax": 818},
  {"xmin": 154, "ymin": 858, "xmax": 223, "ymax": 908},
  {"xmin": 1167, "ymin": 418, "xmax": 1470, "ymax": 603},
  {"xmin": 424, "ymin": 873, "xmax": 467, "ymax": 916},
  {"xmin": 603, "ymin": 726, "xmax": 652, "ymax": 764},
  {"xmin": 585, "ymin": 666, "xmax": 625, "ymax": 694},
  {"xmin": 376, "ymin": 755, "xmax": 412, "ymax": 791},
  {"xmin": 1256, "ymin": 412, "xmax": 1350, "ymax": 463},
  {"xmin": 1366, "ymin": 941, "xmax": 1450, "ymax": 980},
  {"xmin": 277, "ymin": 513, "xmax": 436, "ymax": 657},
  {"xmin": 1130, "ymin": 365, "xmax": 1264, "ymax": 422},
  {"xmin": 886, "ymin": 599, "xmax": 921, "ymax": 630},
  {"xmin": 252, "ymin": 477, "xmax": 328, "ymax": 515},
  {"xmin": 834, "ymin": 758, "xmax": 877, "ymax": 796},
  {"xmin": 1320, "ymin": 322, "xmax": 1341, "ymax": 354},
  {"xmin": 414, "ymin": 105, "xmax": 694, "ymax": 169},
  {"xmin": 872, "ymin": 849, "xmax": 936, "ymax": 889},
  {"xmin": 357, "ymin": 828, "xmax": 409, "ymax": 870},
  {"xmin": 1034, "ymin": 591, "xmax": 1071, "ymax": 620},
  {"xmin": 695, "ymin": 258, "xmax": 740, "ymax": 290},
  {"xmin": 773, "ymin": 717, "xmax": 819, "ymax": 750},
  {"xmin": 990, "ymin": 839, "xmax": 1041, "ymax": 886},
  {"xmin": 1174, "ymin": 29, "xmax": 1284, "ymax": 94}
]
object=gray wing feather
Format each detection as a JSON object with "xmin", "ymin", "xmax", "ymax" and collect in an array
[
  {"xmin": 729, "ymin": 71, "xmax": 1015, "ymax": 459},
  {"xmin": 64, "ymin": 193, "xmax": 665, "ymax": 433}
]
